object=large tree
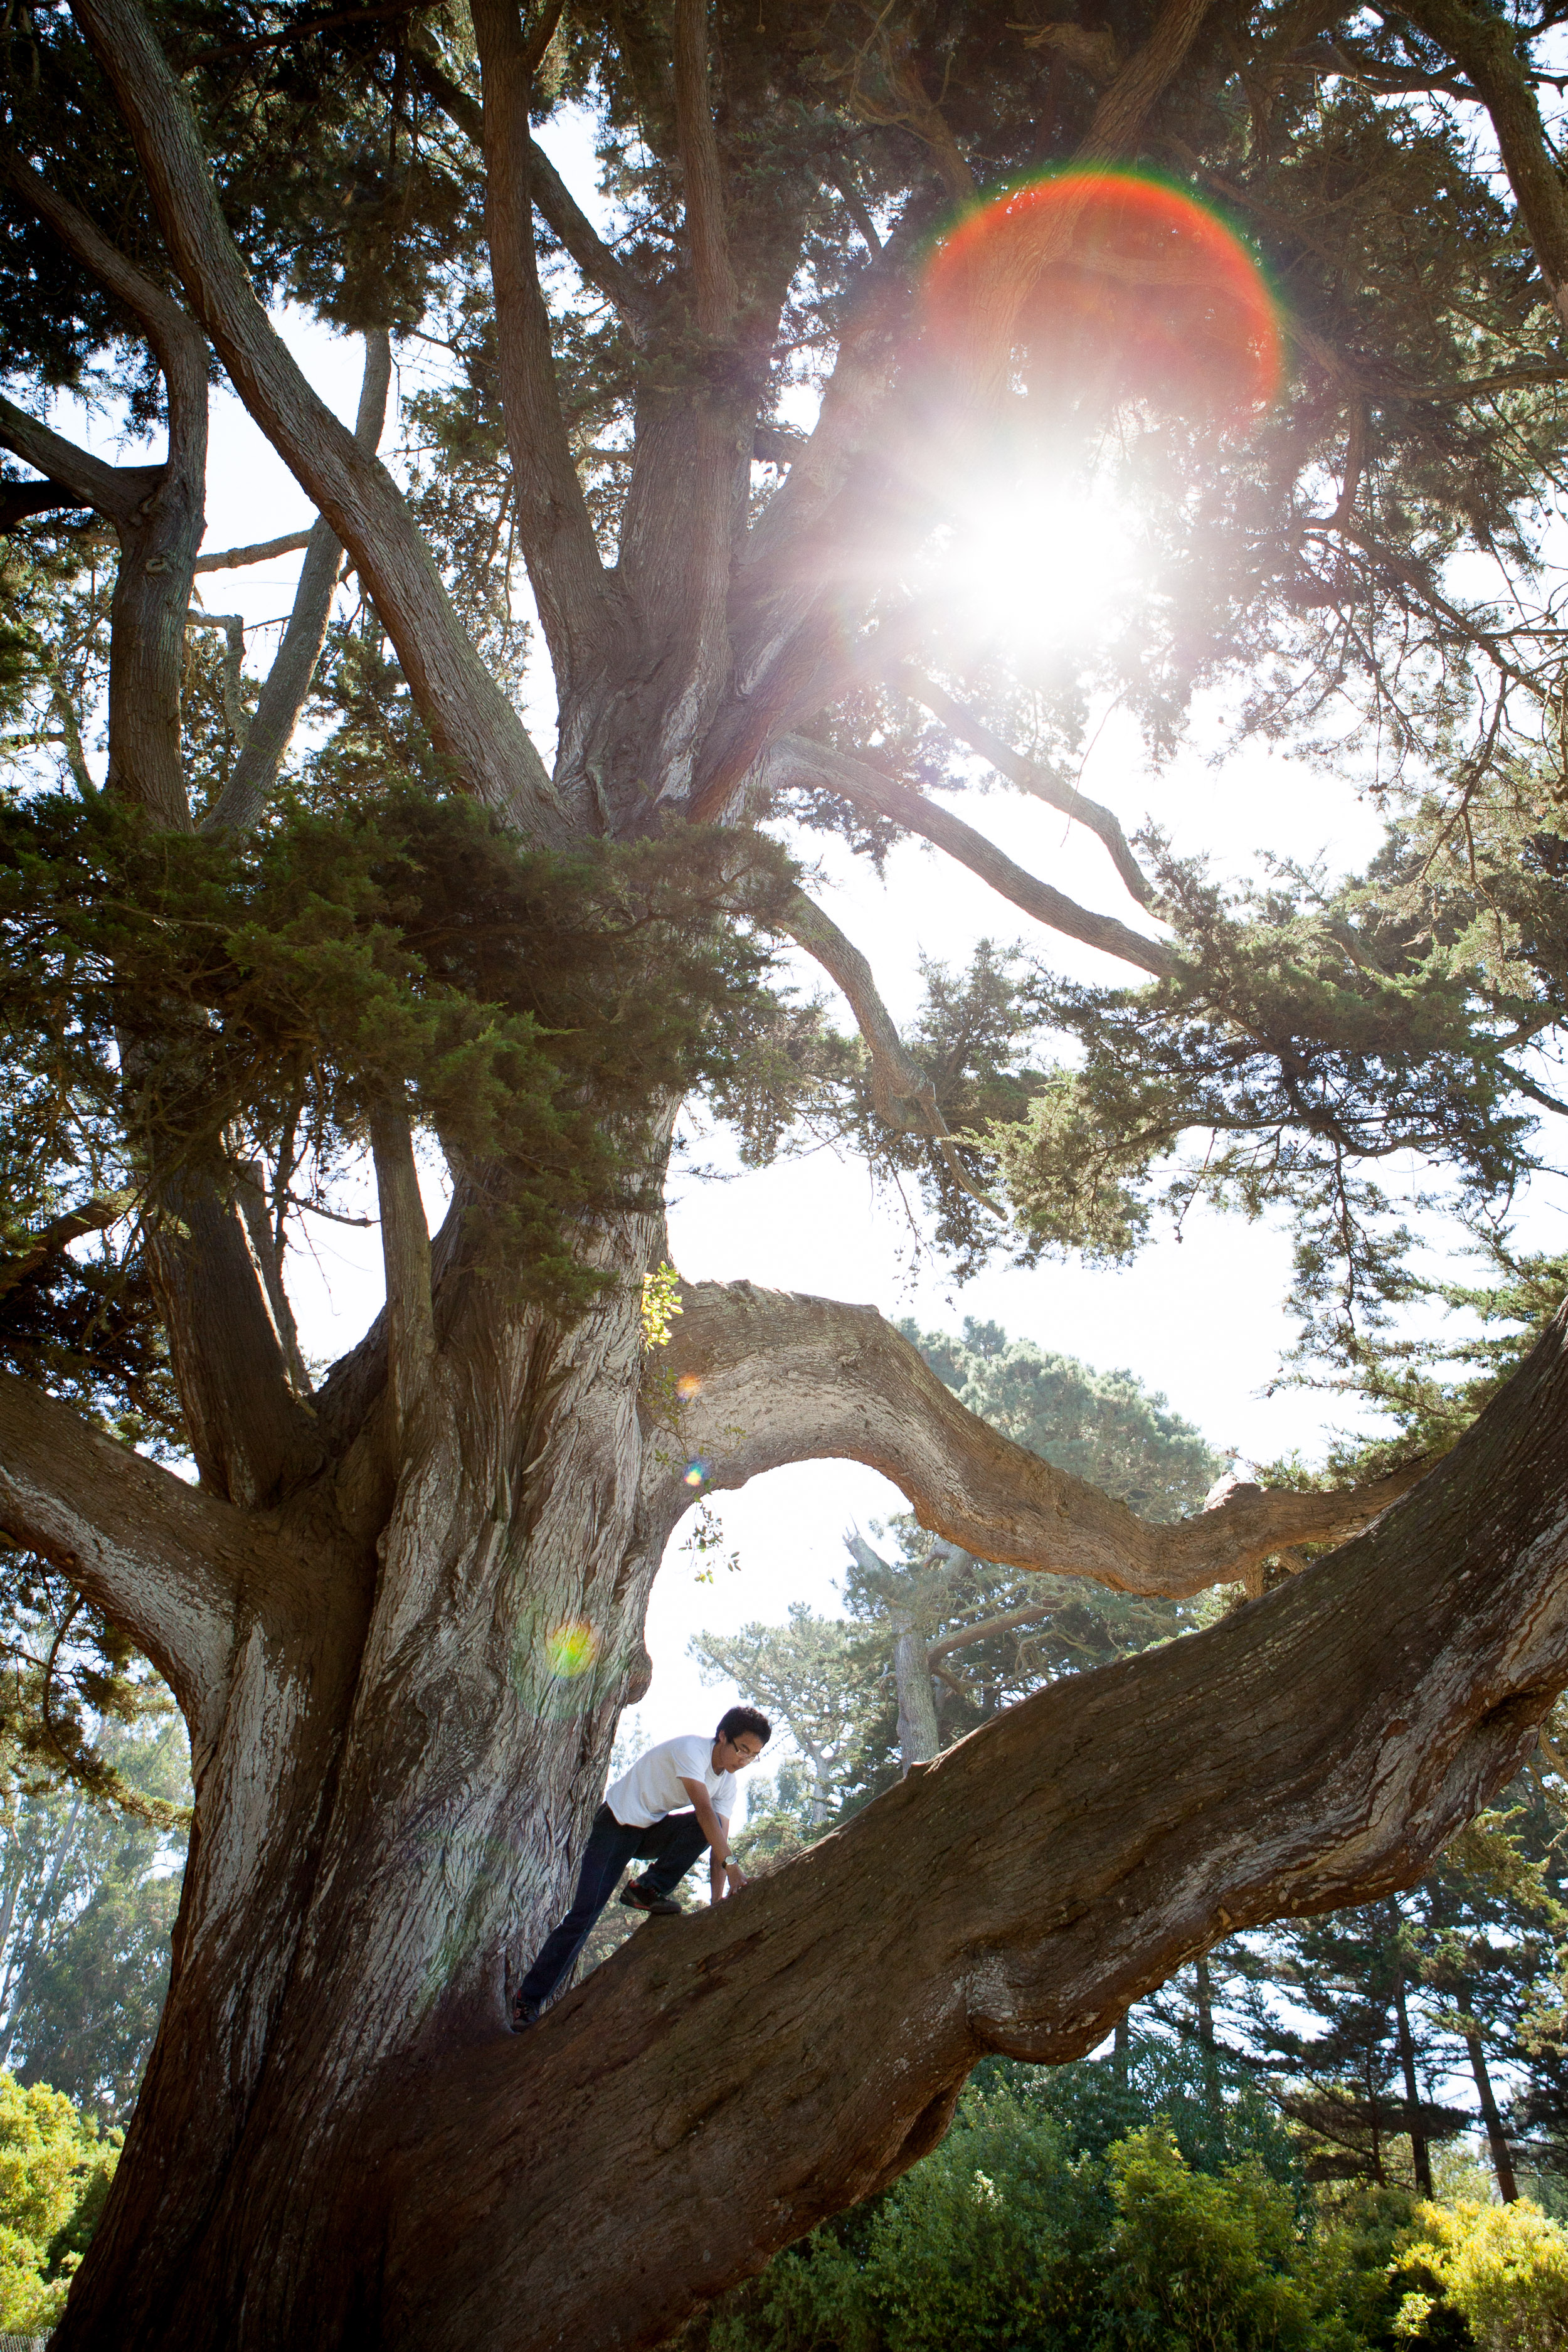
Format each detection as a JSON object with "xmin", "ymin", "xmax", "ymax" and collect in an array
[{"xmin": 4, "ymin": 1, "xmax": 1568, "ymax": 2346}]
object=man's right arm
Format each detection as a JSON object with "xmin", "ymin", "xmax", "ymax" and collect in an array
[{"xmin": 679, "ymin": 1778, "xmax": 744, "ymax": 1896}]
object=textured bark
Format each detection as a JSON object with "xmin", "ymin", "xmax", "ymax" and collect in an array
[
  {"xmin": 0, "ymin": 1369, "xmax": 240, "ymax": 1754},
  {"xmin": 649, "ymin": 1280, "xmax": 1420, "ymax": 1594},
  {"xmin": 11, "ymin": 1, "xmax": 1568, "ymax": 2343},
  {"xmin": 51, "ymin": 1185, "xmax": 670, "ymax": 2352}
]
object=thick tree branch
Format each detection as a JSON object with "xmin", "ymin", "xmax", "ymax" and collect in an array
[
  {"xmin": 204, "ymin": 329, "xmax": 391, "ymax": 837},
  {"xmin": 767, "ymin": 734, "xmax": 1177, "ymax": 978},
  {"xmin": 0, "ymin": 396, "xmax": 147, "ymax": 526},
  {"xmin": 393, "ymin": 1297, "xmax": 1568, "ymax": 2352},
  {"xmin": 644, "ymin": 1281, "xmax": 1418, "ymax": 1596},
  {"xmin": 0, "ymin": 1193, "xmax": 128, "ymax": 1300},
  {"xmin": 0, "ymin": 1371, "xmax": 243, "ymax": 1759},
  {"xmin": 1080, "ymin": 0, "xmax": 1217, "ymax": 160},
  {"xmin": 0, "ymin": 478, "xmax": 93, "ymax": 530},
  {"xmin": 409, "ymin": 47, "xmax": 655, "ymax": 338},
  {"xmin": 69, "ymin": 0, "xmax": 563, "ymax": 837},
  {"xmin": 674, "ymin": 0, "xmax": 738, "ymax": 337},
  {"xmin": 469, "ymin": 0, "xmax": 624, "ymax": 697},
  {"xmin": 899, "ymin": 665, "xmax": 1157, "ymax": 909}
]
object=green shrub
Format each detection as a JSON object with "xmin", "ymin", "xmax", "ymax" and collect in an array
[
  {"xmin": 1396, "ymin": 2197, "xmax": 1568, "ymax": 2349},
  {"xmin": 0, "ymin": 2069, "xmax": 117, "ymax": 2333}
]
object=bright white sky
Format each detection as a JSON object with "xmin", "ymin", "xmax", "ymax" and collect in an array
[{"xmin": 45, "ymin": 112, "xmax": 1568, "ymax": 1820}]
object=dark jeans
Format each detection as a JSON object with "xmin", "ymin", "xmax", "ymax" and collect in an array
[{"xmin": 518, "ymin": 1803, "xmax": 709, "ymax": 2009}]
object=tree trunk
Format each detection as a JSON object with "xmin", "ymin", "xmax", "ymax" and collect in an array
[
  {"xmin": 1193, "ymin": 1951, "xmax": 1222, "ymax": 2124},
  {"xmin": 1465, "ymin": 2028, "xmax": 1518, "ymax": 2201},
  {"xmin": 892, "ymin": 1617, "xmax": 941, "ymax": 1772},
  {"xmin": 44, "ymin": 1187, "xmax": 667, "ymax": 2352},
  {"xmin": 1391, "ymin": 1963, "xmax": 1434, "ymax": 2197}
]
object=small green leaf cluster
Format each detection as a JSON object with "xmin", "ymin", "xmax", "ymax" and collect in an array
[{"xmin": 0, "ymin": 788, "xmax": 798, "ymax": 1320}]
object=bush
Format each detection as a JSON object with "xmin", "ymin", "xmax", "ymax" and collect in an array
[
  {"xmin": 1396, "ymin": 2197, "xmax": 1568, "ymax": 2349},
  {"xmin": 0, "ymin": 2069, "xmax": 117, "ymax": 2333},
  {"xmin": 1101, "ymin": 2122, "xmax": 1315, "ymax": 2349}
]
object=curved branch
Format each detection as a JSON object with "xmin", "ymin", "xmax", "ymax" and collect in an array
[
  {"xmin": 5, "ymin": 150, "xmax": 213, "ymax": 829},
  {"xmin": 642, "ymin": 1281, "xmax": 1419, "ymax": 1596},
  {"xmin": 768, "ymin": 734, "xmax": 1177, "ymax": 978},
  {"xmin": 898, "ymin": 665, "xmax": 1157, "ymax": 909},
  {"xmin": 69, "ymin": 0, "xmax": 563, "ymax": 837},
  {"xmin": 390, "ymin": 1298, "xmax": 1568, "ymax": 2352},
  {"xmin": 0, "ymin": 395, "xmax": 147, "ymax": 526},
  {"xmin": 0, "ymin": 1371, "xmax": 243, "ymax": 1760},
  {"xmin": 1401, "ymin": 0, "xmax": 1568, "ymax": 324}
]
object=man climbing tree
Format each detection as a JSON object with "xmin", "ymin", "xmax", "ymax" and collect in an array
[{"xmin": 6, "ymin": 2, "xmax": 1568, "ymax": 2348}]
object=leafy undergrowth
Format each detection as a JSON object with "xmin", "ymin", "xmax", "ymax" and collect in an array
[{"xmin": 684, "ymin": 2047, "xmax": 1568, "ymax": 2351}]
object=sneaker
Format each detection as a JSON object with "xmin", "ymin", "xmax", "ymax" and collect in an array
[
  {"xmin": 620, "ymin": 1882, "xmax": 682, "ymax": 1916},
  {"xmin": 510, "ymin": 1996, "xmax": 540, "ymax": 2032}
]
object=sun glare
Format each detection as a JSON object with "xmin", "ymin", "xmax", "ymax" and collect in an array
[{"xmin": 928, "ymin": 465, "xmax": 1143, "ymax": 657}]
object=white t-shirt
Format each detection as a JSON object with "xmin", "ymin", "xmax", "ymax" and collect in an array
[{"xmin": 606, "ymin": 1734, "xmax": 736, "ymax": 1830}]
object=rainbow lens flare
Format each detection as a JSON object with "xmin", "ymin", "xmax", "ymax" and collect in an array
[
  {"xmin": 924, "ymin": 168, "xmax": 1282, "ymax": 423},
  {"xmin": 544, "ymin": 1620, "xmax": 599, "ymax": 1678},
  {"xmin": 684, "ymin": 1458, "xmax": 712, "ymax": 1489}
]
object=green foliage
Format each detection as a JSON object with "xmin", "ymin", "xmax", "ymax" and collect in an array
[
  {"xmin": 1395, "ymin": 2199, "xmax": 1568, "ymax": 2349},
  {"xmin": 689, "ymin": 2051, "xmax": 1448, "ymax": 2352},
  {"xmin": 0, "ymin": 785, "xmax": 799, "ymax": 1323},
  {"xmin": 0, "ymin": 1549, "xmax": 186, "ymax": 1830},
  {"xmin": 0, "ymin": 2070, "xmax": 117, "ymax": 2336},
  {"xmin": 1102, "ymin": 2122, "xmax": 1316, "ymax": 2348}
]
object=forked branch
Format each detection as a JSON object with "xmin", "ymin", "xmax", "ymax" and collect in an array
[
  {"xmin": 643, "ymin": 1281, "xmax": 1419, "ymax": 1594},
  {"xmin": 204, "ymin": 329, "xmax": 392, "ymax": 836},
  {"xmin": 468, "ymin": 0, "xmax": 624, "ymax": 691}
]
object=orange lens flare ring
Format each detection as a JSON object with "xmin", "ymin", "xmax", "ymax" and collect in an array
[{"xmin": 923, "ymin": 168, "xmax": 1283, "ymax": 421}]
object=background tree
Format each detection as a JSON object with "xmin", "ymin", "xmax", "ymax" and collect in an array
[{"xmin": 6, "ymin": 0, "xmax": 1568, "ymax": 2346}]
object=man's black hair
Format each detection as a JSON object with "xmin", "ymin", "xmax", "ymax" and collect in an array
[{"xmin": 718, "ymin": 1705, "xmax": 771, "ymax": 1746}]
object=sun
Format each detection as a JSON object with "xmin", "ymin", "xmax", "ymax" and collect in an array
[{"xmin": 923, "ymin": 458, "xmax": 1145, "ymax": 660}]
